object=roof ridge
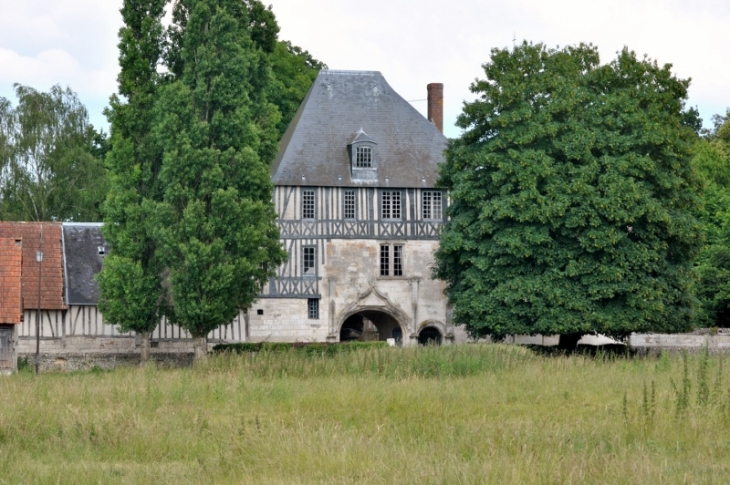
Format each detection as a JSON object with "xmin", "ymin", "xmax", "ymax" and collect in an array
[{"xmin": 321, "ymin": 69, "xmax": 382, "ymax": 76}]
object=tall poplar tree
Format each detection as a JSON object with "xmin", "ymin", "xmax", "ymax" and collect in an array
[
  {"xmin": 435, "ymin": 43, "xmax": 703, "ymax": 348},
  {"xmin": 97, "ymin": 0, "xmax": 167, "ymax": 362},
  {"xmin": 154, "ymin": 0, "xmax": 286, "ymax": 359}
]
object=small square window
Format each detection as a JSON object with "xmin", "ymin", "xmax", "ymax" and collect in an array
[
  {"xmin": 356, "ymin": 146, "xmax": 372, "ymax": 168},
  {"xmin": 308, "ymin": 299, "xmax": 319, "ymax": 319},
  {"xmin": 302, "ymin": 189, "xmax": 315, "ymax": 219},
  {"xmin": 257, "ymin": 309, "xmax": 264, "ymax": 315},
  {"xmin": 303, "ymin": 246, "xmax": 316, "ymax": 275},
  {"xmin": 344, "ymin": 190, "xmax": 356, "ymax": 219}
]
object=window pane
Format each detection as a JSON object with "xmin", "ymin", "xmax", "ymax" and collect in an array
[
  {"xmin": 382, "ymin": 192, "xmax": 391, "ymax": 219},
  {"xmin": 392, "ymin": 192, "xmax": 401, "ymax": 219},
  {"xmin": 393, "ymin": 245, "xmax": 403, "ymax": 276},
  {"xmin": 423, "ymin": 191, "xmax": 432, "ymax": 219},
  {"xmin": 344, "ymin": 190, "xmax": 356, "ymax": 219},
  {"xmin": 423, "ymin": 191, "xmax": 442, "ymax": 220},
  {"xmin": 303, "ymin": 246, "xmax": 316, "ymax": 275},
  {"xmin": 380, "ymin": 244, "xmax": 389, "ymax": 276},
  {"xmin": 382, "ymin": 191, "xmax": 401, "ymax": 220},
  {"xmin": 302, "ymin": 190, "xmax": 315, "ymax": 219},
  {"xmin": 308, "ymin": 299, "xmax": 319, "ymax": 319},
  {"xmin": 356, "ymin": 146, "xmax": 372, "ymax": 168},
  {"xmin": 433, "ymin": 192, "xmax": 442, "ymax": 219}
]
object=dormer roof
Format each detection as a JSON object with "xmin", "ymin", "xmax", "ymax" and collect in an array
[
  {"xmin": 271, "ymin": 70, "xmax": 447, "ymax": 188},
  {"xmin": 349, "ymin": 128, "xmax": 377, "ymax": 146}
]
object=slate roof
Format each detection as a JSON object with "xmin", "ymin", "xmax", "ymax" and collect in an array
[
  {"xmin": 0, "ymin": 238, "xmax": 23, "ymax": 324},
  {"xmin": 271, "ymin": 70, "xmax": 447, "ymax": 188},
  {"xmin": 62, "ymin": 223, "xmax": 107, "ymax": 306},
  {"xmin": 0, "ymin": 222, "xmax": 66, "ymax": 310}
]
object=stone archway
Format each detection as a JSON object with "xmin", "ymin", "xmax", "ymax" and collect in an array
[
  {"xmin": 339, "ymin": 309, "xmax": 404, "ymax": 344},
  {"xmin": 418, "ymin": 326, "xmax": 443, "ymax": 346}
]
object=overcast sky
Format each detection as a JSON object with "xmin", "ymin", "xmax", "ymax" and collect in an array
[{"xmin": 1, "ymin": 0, "xmax": 728, "ymax": 138}]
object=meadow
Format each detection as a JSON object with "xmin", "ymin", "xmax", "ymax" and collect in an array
[{"xmin": 1, "ymin": 344, "xmax": 729, "ymax": 484}]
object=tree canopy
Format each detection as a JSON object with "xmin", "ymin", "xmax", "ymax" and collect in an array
[
  {"xmin": 268, "ymin": 40, "xmax": 327, "ymax": 138},
  {"xmin": 96, "ymin": 0, "xmax": 168, "ymax": 361},
  {"xmin": 435, "ymin": 43, "xmax": 703, "ymax": 346},
  {"xmin": 0, "ymin": 84, "xmax": 108, "ymax": 221},
  {"xmin": 153, "ymin": 0, "xmax": 286, "ymax": 355},
  {"xmin": 693, "ymin": 110, "xmax": 730, "ymax": 327}
]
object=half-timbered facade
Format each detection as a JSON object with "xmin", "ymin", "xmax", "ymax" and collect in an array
[{"xmin": 250, "ymin": 70, "xmax": 466, "ymax": 345}]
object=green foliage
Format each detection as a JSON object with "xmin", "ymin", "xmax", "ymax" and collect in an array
[
  {"xmin": 153, "ymin": 0, "xmax": 286, "ymax": 339},
  {"xmin": 435, "ymin": 42, "xmax": 702, "ymax": 341},
  {"xmin": 0, "ymin": 85, "xmax": 108, "ymax": 221},
  {"xmin": 212, "ymin": 341, "xmax": 388, "ymax": 355},
  {"xmin": 692, "ymin": 112, "xmax": 730, "ymax": 327},
  {"xmin": 268, "ymin": 40, "xmax": 327, "ymax": 138},
  {"xmin": 97, "ymin": 0, "xmax": 168, "ymax": 337}
]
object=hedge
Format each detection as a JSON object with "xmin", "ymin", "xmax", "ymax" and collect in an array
[{"xmin": 212, "ymin": 341, "xmax": 388, "ymax": 355}]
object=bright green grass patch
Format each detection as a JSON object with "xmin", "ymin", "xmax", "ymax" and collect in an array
[{"xmin": 1, "ymin": 345, "xmax": 729, "ymax": 484}]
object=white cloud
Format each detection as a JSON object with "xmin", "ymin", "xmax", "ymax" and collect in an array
[{"xmin": 0, "ymin": 0, "xmax": 727, "ymax": 136}]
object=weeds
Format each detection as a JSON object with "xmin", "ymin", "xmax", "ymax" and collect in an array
[{"xmin": 1, "ymin": 345, "xmax": 730, "ymax": 484}]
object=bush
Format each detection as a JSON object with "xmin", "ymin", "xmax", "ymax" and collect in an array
[{"xmin": 213, "ymin": 341, "xmax": 388, "ymax": 355}]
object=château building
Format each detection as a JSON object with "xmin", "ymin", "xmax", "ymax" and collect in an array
[
  {"xmin": 0, "ymin": 70, "xmax": 466, "ymax": 372},
  {"xmin": 248, "ymin": 70, "xmax": 465, "ymax": 346}
]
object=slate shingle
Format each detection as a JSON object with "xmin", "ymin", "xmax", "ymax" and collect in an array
[
  {"xmin": 62, "ymin": 223, "xmax": 107, "ymax": 305},
  {"xmin": 271, "ymin": 70, "xmax": 447, "ymax": 188}
]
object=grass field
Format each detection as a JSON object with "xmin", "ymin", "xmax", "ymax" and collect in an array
[{"xmin": 1, "ymin": 344, "xmax": 730, "ymax": 484}]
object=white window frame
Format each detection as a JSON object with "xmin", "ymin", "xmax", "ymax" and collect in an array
[
  {"xmin": 344, "ymin": 189, "xmax": 356, "ymax": 220},
  {"xmin": 302, "ymin": 189, "xmax": 315, "ymax": 219},
  {"xmin": 381, "ymin": 191, "xmax": 402, "ymax": 220},
  {"xmin": 303, "ymin": 246, "xmax": 316, "ymax": 276},
  {"xmin": 379, "ymin": 243, "xmax": 404, "ymax": 277},
  {"xmin": 355, "ymin": 146, "xmax": 372, "ymax": 168},
  {"xmin": 422, "ymin": 190, "xmax": 443, "ymax": 220}
]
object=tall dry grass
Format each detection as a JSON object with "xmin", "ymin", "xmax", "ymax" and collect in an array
[{"xmin": 1, "ymin": 345, "xmax": 729, "ymax": 484}]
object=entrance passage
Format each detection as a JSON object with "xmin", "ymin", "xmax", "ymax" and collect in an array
[
  {"xmin": 418, "ymin": 326, "xmax": 442, "ymax": 346},
  {"xmin": 340, "ymin": 310, "xmax": 403, "ymax": 344}
]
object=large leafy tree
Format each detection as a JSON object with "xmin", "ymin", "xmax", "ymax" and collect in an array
[
  {"xmin": 0, "ymin": 84, "xmax": 108, "ymax": 221},
  {"xmin": 268, "ymin": 40, "xmax": 326, "ymax": 138},
  {"xmin": 153, "ymin": 0, "xmax": 286, "ymax": 359},
  {"xmin": 435, "ymin": 43, "xmax": 703, "ymax": 348},
  {"xmin": 693, "ymin": 111, "xmax": 730, "ymax": 327},
  {"xmin": 96, "ymin": 0, "xmax": 167, "ymax": 362}
]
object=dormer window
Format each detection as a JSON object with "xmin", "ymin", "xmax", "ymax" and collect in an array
[
  {"xmin": 356, "ymin": 146, "xmax": 372, "ymax": 168},
  {"xmin": 348, "ymin": 129, "xmax": 377, "ymax": 181}
]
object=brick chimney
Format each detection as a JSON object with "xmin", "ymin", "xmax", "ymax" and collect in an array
[{"xmin": 427, "ymin": 83, "xmax": 443, "ymax": 133}]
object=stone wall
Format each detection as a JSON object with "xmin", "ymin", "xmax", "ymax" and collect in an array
[
  {"xmin": 251, "ymin": 238, "xmax": 468, "ymax": 345},
  {"xmin": 631, "ymin": 330, "xmax": 730, "ymax": 355},
  {"xmin": 18, "ymin": 351, "xmax": 194, "ymax": 372}
]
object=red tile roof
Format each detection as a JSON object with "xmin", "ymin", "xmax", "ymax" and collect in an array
[
  {"xmin": 0, "ymin": 222, "xmax": 66, "ymax": 310},
  {"xmin": 0, "ymin": 238, "xmax": 23, "ymax": 324}
]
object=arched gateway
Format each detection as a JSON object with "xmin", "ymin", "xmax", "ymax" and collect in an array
[{"xmin": 339, "ymin": 309, "xmax": 404, "ymax": 344}]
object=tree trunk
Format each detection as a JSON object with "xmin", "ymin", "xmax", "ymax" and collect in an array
[
  {"xmin": 139, "ymin": 331, "xmax": 151, "ymax": 365},
  {"xmin": 557, "ymin": 333, "xmax": 583, "ymax": 352},
  {"xmin": 193, "ymin": 336, "xmax": 208, "ymax": 362}
]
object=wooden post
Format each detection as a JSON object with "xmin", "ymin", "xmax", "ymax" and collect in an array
[{"xmin": 35, "ymin": 224, "xmax": 43, "ymax": 374}]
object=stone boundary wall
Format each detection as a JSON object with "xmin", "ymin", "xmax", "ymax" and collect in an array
[
  {"xmin": 16, "ymin": 336, "xmax": 218, "ymax": 372},
  {"xmin": 18, "ymin": 351, "xmax": 195, "ymax": 372},
  {"xmin": 630, "ymin": 331, "xmax": 730, "ymax": 355}
]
